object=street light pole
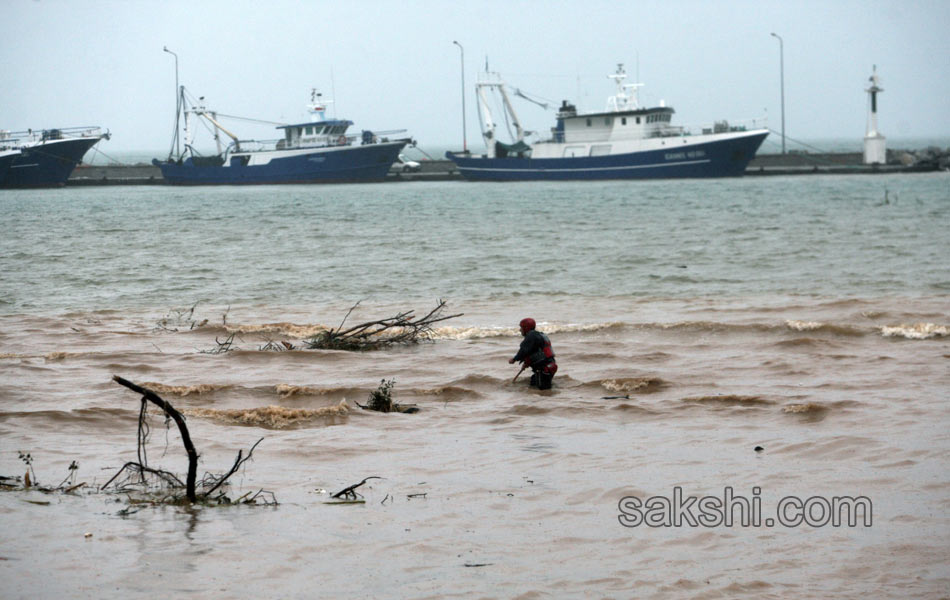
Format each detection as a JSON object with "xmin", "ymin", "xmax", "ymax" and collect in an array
[
  {"xmin": 452, "ymin": 40, "xmax": 467, "ymax": 153},
  {"xmin": 770, "ymin": 32, "xmax": 785, "ymax": 154},
  {"xmin": 163, "ymin": 46, "xmax": 180, "ymax": 159}
]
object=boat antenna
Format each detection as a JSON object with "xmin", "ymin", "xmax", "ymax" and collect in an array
[
  {"xmin": 163, "ymin": 46, "xmax": 181, "ymax": 160},
  {"xmin": 330, "ymin": 67, "xmax": 337, "ymax": 118}
]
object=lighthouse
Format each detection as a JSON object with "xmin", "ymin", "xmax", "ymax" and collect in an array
[{"xmin": 863, "ymin": 66, "xmax": 886, "ymax": 165}]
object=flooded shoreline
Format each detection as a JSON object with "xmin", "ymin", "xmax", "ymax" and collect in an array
[{"xmin": 2, "ymin": 175, "xmax": 948, "ymax": 597}]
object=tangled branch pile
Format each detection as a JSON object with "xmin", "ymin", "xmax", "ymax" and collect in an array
[{"xmin": 306, "ymin": 300, "xmax": 462, "ymax": 351}]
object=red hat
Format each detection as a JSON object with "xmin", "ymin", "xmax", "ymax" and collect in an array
[{"xmin": 519, "ymin": 318, "xmax": 536, "ymax": 332}]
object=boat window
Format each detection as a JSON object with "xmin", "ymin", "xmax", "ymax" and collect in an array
[
  {"xmin": 605, "ymin": 118, "xmax": 612, "ymax": 126},
  {"xmin": 622, "ymin": 117, "xmax": 627, "ymax": 125},
  {"xmin": 306, "ymin": 126, "xmax": 313, "ymax": 135},
  {"xmin": 586, "ymin": 119, "xmax": 592, "ymax": 127},
  {"xmin": 636, "ymin": 117, "xmax": 641, "ymax": 124}
]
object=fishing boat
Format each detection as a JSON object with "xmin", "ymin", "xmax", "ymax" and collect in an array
[
  {"xmin": 446, "ymin": 64, "xmax": 769, "ymax": 181},
  {"xmin": 0, "ymin": 127, "xmax": 108, "ymax": 188},
  {"xmin": 152, "ymin": 88, "xmax": 410, "ymax": 185}
]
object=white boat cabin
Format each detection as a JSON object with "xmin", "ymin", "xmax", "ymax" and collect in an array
[
  {"xmin": 276, "ymin": 119, "xmax": 354, "ymax": 149},
  {"xmin": 551, "ymin": 101, "xmax": 678, "ymax": 145}
]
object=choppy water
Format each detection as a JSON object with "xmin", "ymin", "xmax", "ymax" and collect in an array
[{"xmin": 1, "ymin": 174, "xmax": 948, "ymax": 598}]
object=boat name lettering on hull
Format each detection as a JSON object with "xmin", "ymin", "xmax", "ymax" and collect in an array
[{"xmin": 665, "ymin": 150, "xmax": 707, "ymax": 161}]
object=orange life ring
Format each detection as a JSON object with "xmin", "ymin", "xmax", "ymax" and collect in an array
[{"xmin": 337, "ymin": 135, "xmax": 347, "ymax": 145}]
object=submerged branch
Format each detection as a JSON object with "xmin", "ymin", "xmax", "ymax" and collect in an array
[
  {"xmin": 110, "ymin": 376, "xmax": 270, "ymax": 505},
  {"xmin": 113, "ymin": 376, "xmax": 199, "ymax": 502}
]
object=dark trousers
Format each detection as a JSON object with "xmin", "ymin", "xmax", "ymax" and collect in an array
[{"xmin": 529, "ymin": 370, "xmax": 554, "ymax": 390}]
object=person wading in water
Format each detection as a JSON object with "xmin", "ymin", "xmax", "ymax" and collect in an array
[{"xmin": 509, "ymin": 318, "xmax": 558, "ymax": 390}]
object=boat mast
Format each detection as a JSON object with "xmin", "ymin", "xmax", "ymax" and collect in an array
[
  {"xmin": 475, "ymin": 71, "xmax": 524, "ymax": 158},
  {"xmin": 476, "ymin": 82, "xmax": 498, "ymax": 155},
  {"xmin": 606, "ymin": 63, "xmax": 642, "ymax": 112},
  {"xmin": 192, "ymin": 96, "xmax": 241, "ymax": 153},
  {"xmin": 308, "ymin": 88, "xmax": 331, "ymax": 122}
]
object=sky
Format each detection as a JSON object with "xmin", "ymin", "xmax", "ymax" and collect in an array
[{"xmin": 3, "ymin": 0, "xmax": 949, "ymax": 155}]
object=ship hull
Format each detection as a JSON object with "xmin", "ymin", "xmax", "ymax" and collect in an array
[
  {"xmin": 447, "ymin": 130, "xmax": 768, "ymax": 181},
  {"xmin": 2, "ymin": 136, "xmax": 104, "ymax": 188},
  {"xmin": 154, "ymin": 142, "xmax": 407, "ymax": 185},
  {"xmin": 0, "ymin": 150, "xmax": 20, "ymax": 187}
]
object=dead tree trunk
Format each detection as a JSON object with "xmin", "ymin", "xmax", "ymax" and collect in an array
[{"xmin": 113, "ymin": 375, "xmax": 198, "ymax": 502}]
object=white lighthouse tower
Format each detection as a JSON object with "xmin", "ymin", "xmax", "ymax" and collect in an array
[{"xmin": 863, "ymin": 65, "xmax": 886, "ymax": 165}]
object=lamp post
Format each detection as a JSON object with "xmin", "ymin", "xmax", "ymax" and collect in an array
[
  {"xmin": 770, "ymin": 32, "xmax": 785, "ymax": 154},
  {"xmin": 163, "ymin": 46, "xmax": 180, "ymax": 159},
  {"xmin": 452, "ymin": 40, "xmax": 467, "ymax": 153}
]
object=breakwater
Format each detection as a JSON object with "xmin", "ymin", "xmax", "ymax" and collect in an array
[{"xmin": 68, "ymin": 151, "xmax": 945, "ymax": 186}]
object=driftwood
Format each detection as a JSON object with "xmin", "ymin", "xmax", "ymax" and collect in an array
[
  {"xmin": 332, "ymin": 476, "xmax": 381, "ymax": 500},
  {"xmin": 306, "ymin": 300, "xmax": 462, "ymax": 351},
  {"xmin": 108, "ymin": 375, "xmax": 268, "ymax": 504}
]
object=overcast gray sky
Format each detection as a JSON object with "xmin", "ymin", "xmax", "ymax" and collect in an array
[{"xmin": 4, "ymin": 0, "xmax": 948, "ymax": 154}]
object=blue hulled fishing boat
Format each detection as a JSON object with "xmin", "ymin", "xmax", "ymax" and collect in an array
[
  {"xmin": 153, "ymin": 88, "xmax": 410, "ymax": 185},
  {"xmin": 0, "ymin": 127, "xmax": 108, "ymax": 188},
  {"xmin": 446, "ymin": 64, "xmax": 768, "ymax": 181}
]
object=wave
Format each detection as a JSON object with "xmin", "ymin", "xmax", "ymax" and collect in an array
[
  {"xmin": 228, "ymin": 322, "xmax": 330, "ymax": 338},
  {"xmin": 140, "ymin": 381, "xmax": 233, "ymax": 396},
  {"xmin": 0, "ymin": 407, "xmax": 135, "ymax": 425},
  {"xmin": 416, "ymin": 385, "xmax": 484, "ymax": 401},
  {"xmin": 505, "ymin": 404, "xmax": 553, "ymax": 416},
  {"xmin": 782, "ymin": 402, "xmax": 829, "ymax": 414},
  {"xmin": 275, "ymin": 384, "xmax": 362, "ymax": 399},
  {"xmin": 784, "ymin": 320, "xmax": 866, "ymax": 336},
  {"xmin": 166, "ymin": 321, "xmax": 330, "ymax": 339},
  {"xmin": 781, "ymin": 401, "xmax": 832, "ymax": 423},
  {"xmin": 879, "ymin": 322, "xmax": 948, "ymax": 339},
  {"xmin": 599, "ymin": 377, "xmax": 669, "ymax": 394},
  {"xmin": 429, "ymin": 321, "xmax": 626, "ymax": 340},
  {"xmin": 681, "ymin": 395, "xmax": 774, "ymax": 407},
  {"xmin": 772, "ymin": 337, "xmax": 841, "ymax": 348},
  {"xmin": 611, "ymin": 402, "xmax": 662, "ymax": 416},
  {"xmin": 183, "ymin": 401, "xmax": 349, "ymax": 429},
  {"xmin": 645, "ymin": 321, "xmax": 777, "ymax": 334}
]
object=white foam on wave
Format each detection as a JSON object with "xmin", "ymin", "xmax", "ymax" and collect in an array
[
  {"xmin": 879, "ymin": 323, "xmax": 949, "ymax": 339},
  {"xmin": 785, "ymin": 320, "xmax": 825, "ymax": 331},
  {"xmin": 430, "ymin": 321, "xmax": 623, "ymax": 340}
]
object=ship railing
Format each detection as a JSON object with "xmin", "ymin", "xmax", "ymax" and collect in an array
[
  {"xmin": 677, "ymin": 117, "xmax": 768, "ymax": 137},
  {"xmin": 1, "ymin": 126, "xmax": 105, "ymax": 147}
]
